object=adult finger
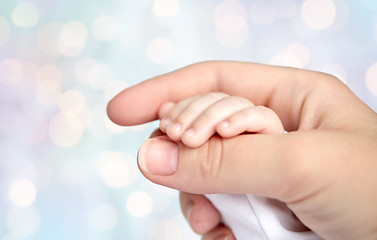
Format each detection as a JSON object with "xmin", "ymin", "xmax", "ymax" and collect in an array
[
  {"xmin": 201, "ymin": 224, "xmax": 236, "ymax": 240},
  {"xmin": 107, "ymin": 61, "xmax": 339, "ymax": 131},
  {"xmin": 137, "ymin": 130, "xmax": 377, "ymax": 239},
  {"xmin": 179, "ymin": 192, "xmax": 236, "ymax": 239},
  {"xmin": 179, "ymin": 192, "xmax": 222, "ymax": 234}
]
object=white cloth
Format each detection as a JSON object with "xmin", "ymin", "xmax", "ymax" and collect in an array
[{"xmin": 205, "ymin": 194, "xmax": 323, "ymax": 240}]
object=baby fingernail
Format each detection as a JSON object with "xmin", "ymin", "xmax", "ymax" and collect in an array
[
  {"xmin": 184, "ymin": 128, "xmax": 195, "ymax": 138},
  {"xmin": 170, "ymin": 122, "xmax": 182, "ymax": 132},
  {"xmin": 221, "ymin": 121, "xmax": 230, "ymax": 128},
  {"xmin": 161, "ymin": 117, "xmax": 172, "ymax": 126}
]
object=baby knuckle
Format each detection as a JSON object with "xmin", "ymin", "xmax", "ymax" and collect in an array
[
  {"xmin": 239, "ymin": 107, "xmax": 254, "ymax": 122},
  {"xmin": 255, "ymin": 105, "xmax": 275, "ymax": 120},
  {"xmin": 178, "ymin": 107, "xmax": 196, "ymax": 121},
  {"xmin": 221, "ymin": 96, "xmax": 250, "ymax": 109},
  {"xmin": 207, "ymin": 92, "xmax": 228, "ymax": 102}
]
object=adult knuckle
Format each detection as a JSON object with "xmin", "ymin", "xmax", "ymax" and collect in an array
[
  {"xmin": 275, "ymin": 135, "xmax": 320, "ymax": 202},
  {"xmin": 199, "ymin": 136, "xmax": 224, "ymax": 181}
]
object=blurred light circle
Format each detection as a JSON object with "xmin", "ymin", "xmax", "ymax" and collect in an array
[
  {"xmin": 74, "ymin": 58, "xmax": 96, "ymax": 84},
  {"xmin": 366, "ymin": 62, "xmax": 377, "ymax": 96},
  {"xmin": 87, "ymin": 63, "xmax": 113, "ymax": 90},
  {"xmin": 215, "ymin": 25, "xmax": 248, "ymax": 48},
  {"xmin": 147, "ymin": 186, "xmax": 174, "ymax": 214},
  {"xmin": 58, "ymin": 21, "xmax": 87, "ymax": 57},
  {"xmin": 88, "ymin": 104, "xmax": 111, "ymax": 139},
  {"xmin": 147, "ymin": 37, "xmax": 173, "ymax": 64},
  {"xmin": 77, "ymin": 106, "xmax": 93, "ymax": 129},
  {"xmin": 36, "ymin": 65, "xmax": 62, "ymax": 84},
  {"xmin": 285, "ymin": 43, "xmax": 311, "ymax": 67},
  {"xmin": 0, "ymin": 16, "xmax": 10, "ymax": 46},
  {"xmin": 35, "ymin": 65, "xmax": 63, "ymax": 106},
  {"xmin": 97, "ymin": 151, "xmax": 137, "ymax": 188},
  {"xmin": 195, "ymin": 2, "xmax": 216, "ymax": 26},
  {"xmin": 153, "ymin": 0, "xmax": 179, "ymax": 17},
  {"xmin": 216, "ymin": 14, "xmax": 247, "ymax": 34},
  {"xmin": 59, "ymin": 90, "xmax": 86, "ymax": 115},
  {"xmin": 11, "ymin": 2, "xmax": 39, "ymax": 27},
  {"xmin": 9, "ymin": 179, "xmax": 37, "ymax": 207},
  {"xmin": 0, "ymin": 59, "xmax": 23, "ymax": 85},
  {"xmin": 49, "ymin": 113, "xmax": 83, "ymax": 147},
  {"xmin": 148, "ymin": 219, "xmax": 182, "ymax": 240},
  {"xmin": 249, "ymin": 1, "xmax": 276, "ymax": 24},
  {"xmin": 92, "ymin": 204, "xmax": 120, "ymax": 231},
  {"xmin": 2, "ymin": 159, "xmax": 39, "ymax": 189},
  {"xmin": 116, "ymin": 22, "xmax": 144, "ymax": 50},
  {"xmin": 19, "ymin": 111, "xmax": 48, "ymax": 146},
  {"xmin": 6, "ymin": 206, "xmax": 40, "ymax": 237},
  {"xmin": 38, "ymin": 22, "xmax": 64, "ymax": 56},
  {"xmin": 214, "ymin": 0, "xmax": 248, "ymax": 48},
  {"xmin": 59, "ymin": 159, "xmax": 91, "ymax": 186},
  {"xmin": 330, "ymin": 0, "xmax": 349, "ymax": 31},
  {"xmin": 126, "ymin": 191, "xmax": 153, "ymax": 218},
  {"xmin": 215, "ymin": 0, "xmax": 248, "ymax": 22},
  {"xmin": 61, "ymin": 21, "xmax": 87, "ymax": 47},
  {"xmin": 104, "ymin": 115, "xmax": 126, "ymax": 133},
  {"xmin": 275, "ymin": 0, "xmax": 297, "ymax": 18},
  {"xmin": 92, "ymin": 15, "xmax": 119, "ymax": 41},
  {"xmin": 270, "ymin": 52, "xmax": 302, "ymax": 68},
  {"xmin": 301, "ymin": 0, "xmax": 336, "ymax": 30},
  {"xmin": 36, "ymin": 80, "xmax": 62, "ymax": 106},
  {"xmin": 323, "ymin": 64, "xmax": 347, "ymax": 83}
]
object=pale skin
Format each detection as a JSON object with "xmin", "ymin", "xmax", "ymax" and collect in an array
[
  {"xmin": 158, "ymin": 94, "xmax": 286, "ymax": 239},
  {"xmin": 158, "ymin": 92, "xmax": 284, "ymax": 148},
  {"xmin": 107, "ymin": 61, "xmax": 377, "ymax": 240}
]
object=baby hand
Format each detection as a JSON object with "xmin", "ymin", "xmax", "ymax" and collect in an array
[{"xmin": 158, "ymin": 92, "xmax": 284, "ymax": 148}]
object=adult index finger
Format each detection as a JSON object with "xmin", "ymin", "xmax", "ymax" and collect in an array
[{"xmin": 106, "ymin": 61, "xmax": 331, "ymax": 130}]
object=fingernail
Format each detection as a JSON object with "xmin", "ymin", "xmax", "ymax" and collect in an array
[
  {"xmin": 183, "ymin": 128, "xmax": 195, "ymax": 138},
  {"xmin": 138, "ymin": 137, "xmax": 179, "ymax": 175},
  {"xmin": 214, "ymin": 234, "xmax": 230, "ymax": 240},
  {"xmin": 185, "ymin": 201, "xmax": 194, "ymax": 222},
  {"xmin": 160, "ymin": 117, "xmax": 173, "ymax": 128},
  {"xmin": 170, "ymin": 122, "xmax": 182, "ymax": 132},
  {"xmin": 220, "ymin": 121, "xmax": 230, "ymax": 128}
]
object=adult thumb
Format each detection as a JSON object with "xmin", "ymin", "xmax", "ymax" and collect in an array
[{"xmin": 137, "ymin": 133, "xmax": 302, "ymax": 201}]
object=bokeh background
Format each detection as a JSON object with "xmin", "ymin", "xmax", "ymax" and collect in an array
[{"xmin": 0, "ymin": 0, "xmax": 376, "ymax": 239}]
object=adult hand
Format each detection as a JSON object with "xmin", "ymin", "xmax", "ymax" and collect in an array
[{"xmin": 107, "ymin": 61, "xmax": 377, "ymax": 240}]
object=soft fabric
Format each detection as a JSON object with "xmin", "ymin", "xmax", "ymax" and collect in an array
[{"xmin": 205, "ymin": 194, "xmax": 323, "ymax": 240}]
